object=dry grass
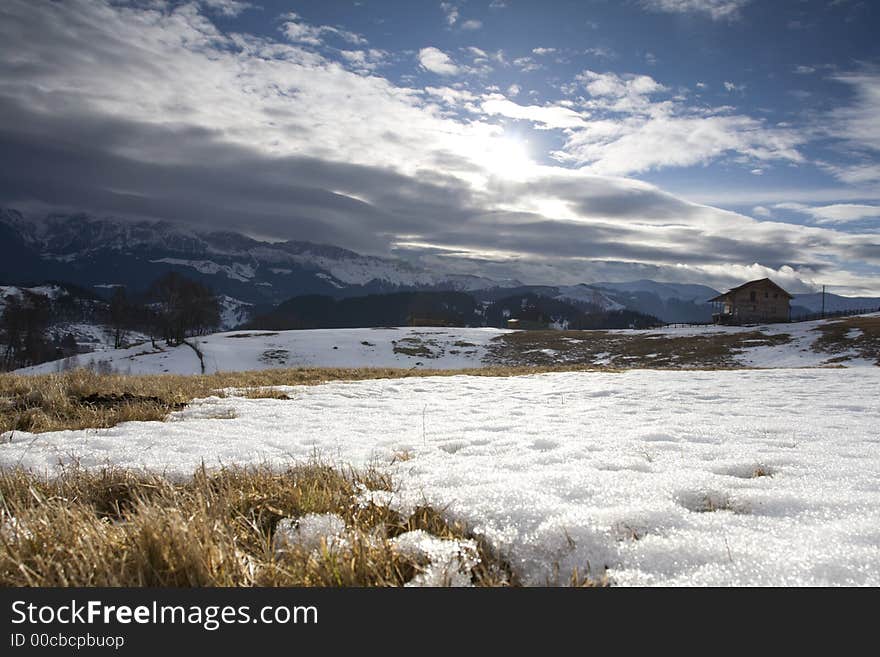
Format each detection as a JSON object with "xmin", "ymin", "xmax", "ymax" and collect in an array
[
  {"xmin": 0, "ymin": 464, "xmax": 520, "ymax": 587},
  {"xmin": 0, "ymin": 365, "xmax": 613, "ymax": 435},
  {"xmin": 487, "ymin": 329, "xmax": 792, "ymax": 369},
  {"xmin": 811, "ymin": 316, "xmax": 880, "ymax": 365}
]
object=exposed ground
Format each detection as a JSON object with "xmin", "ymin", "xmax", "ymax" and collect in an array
[
  {"xmin": 810, "ymin": 315, "xmax": 880, "ymax": 365},
  {"xmin": 486, "ymin": 329, "xmax": 793, "ymax": 368}
]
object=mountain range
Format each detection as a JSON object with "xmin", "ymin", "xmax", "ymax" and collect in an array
[{"xmin": 1, "ymin": 209, "xmax": 878, "ymax": 326}]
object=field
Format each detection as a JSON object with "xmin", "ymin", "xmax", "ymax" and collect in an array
[
  {"xmin": 16, "ymin": 314, "xmax": 880, "ymax": 377},
  {"xmin": 1, "ymin": 314, "xmax": 879, "ymax": 586}
]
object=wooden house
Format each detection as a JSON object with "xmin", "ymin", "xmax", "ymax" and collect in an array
[{"xmin": 709, "ymin": 278, "xmax": 792, "ymax": 324}]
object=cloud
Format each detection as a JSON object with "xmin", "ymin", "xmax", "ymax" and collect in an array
[
  {"xmin": 201, "ymin": 0, "xmax": 253, "ymax": 17},
  {"xmin": 480, "ymin": 95, "xmax": 590, "ymax": 129},
  {"xmin": 0, "ymin": 0, "xmax": 878, "ymax": 295},
  {"xmin": 640, "ymin": 0, "xmax": 751, "ymax": 20},
  {"xmin": 775, "ymin": 203, "xmax": 880, "ymax": 224},
  {"xmin": 577, "ymin": 70, "xmax": 667, "ymax": 103},
  {"xmin": 585, "ymin": 47, "xmax": 617, "ymax": 59},
  {"xmin": 552, "ymin": 70, "xmax": 804, "ymax": 175},
  {"xmin": 339, "ymin": 49, "xmax": 388, "ymax": 73},
  {"xmin": 724, "ymin": 81, "xmax": 745, "ymax": 92},
  {"xmin": 794, "ymin": 65, "xmax": 816, "ymax": 74},
  {"xmin": 461, "ymin": 19, "xmax": 482, "ymax": 30},
  {"xmin": 513, "ymin": 57, "xmax": 541, "ymax": 73},
  {"xmin": 532, "ymin": 47, "xmax": 557, "ymax": 56},
  {"xmin": 507, "ymin": 84, "xmax": 521, "ymax": 97},
  {"xmin": 440, "ymin": 2, "xmax": 458, "ymax": 26},
  {"xmin": 418, "ymin": 47, "xmax": 460, "ymax": 75},
  {"xmin": 281, "ymin": 12, "xmax": 367, "ymax": 46},
  {"xmin": 826, "ymin": 163, "xmax": 880, "ymax": 185},
  {"xmin": 828, "ymin": 71, "xmax": 880, "ymax": 153}
]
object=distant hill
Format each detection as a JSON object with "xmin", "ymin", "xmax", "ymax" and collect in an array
[
  {"xmin": 250, "ymin": 290, "xmax": 660, "ymax": 331},
  {"xmin": 592, "ymin": 280, "xmax": 721, "ymax": 323},
  {"xmin": 792, "ymin": 292, "xmax": 880, "ymax": 317},
  {"xmin": 249, "ymin": 291, "xmax": 483, "ymax": 329}
]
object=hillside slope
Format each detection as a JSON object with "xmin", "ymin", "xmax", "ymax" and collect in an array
[{"xmin": 17, "ymin": 314, "xmax": 879, "ymax": 375}]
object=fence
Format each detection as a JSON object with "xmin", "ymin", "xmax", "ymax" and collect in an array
[
  {"xmin": 789, "ymin": 307, "xmax": 880, "ymax": 323},
  {"xmin": 664, "ymin": 306, "xmax": 879, "ymax": 329}
]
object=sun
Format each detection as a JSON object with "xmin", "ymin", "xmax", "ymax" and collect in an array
[{"xmin": 480, "ymin": 136, "xmax": 534, "ymax": 180}]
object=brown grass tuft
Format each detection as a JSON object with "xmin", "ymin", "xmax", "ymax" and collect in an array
[{"xmin": 0, "ymin": 464, "xmax": 518, "ymax": 587}]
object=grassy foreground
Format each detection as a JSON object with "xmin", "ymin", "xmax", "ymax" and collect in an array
[{"xmin": 0, "ymin": 464, "xmax": 603, "ymax": 587}]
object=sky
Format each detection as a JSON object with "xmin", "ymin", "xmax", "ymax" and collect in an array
[{"xmin": 0, "ymin": 0, "xmax": 879, "ymax": 295}]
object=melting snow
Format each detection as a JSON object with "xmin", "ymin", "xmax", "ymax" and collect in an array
[{"xmin": 3, "ymin": 368, "xmax": 879, "ymax": 586}]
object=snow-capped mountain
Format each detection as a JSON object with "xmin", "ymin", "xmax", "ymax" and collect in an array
[
  {"xmin": 554, "ymin": 284, "xmax": 623, "ymax": 311},
  {"xmin": 0, "ymin": 209, "xmax": 519, "ymax": 304}
]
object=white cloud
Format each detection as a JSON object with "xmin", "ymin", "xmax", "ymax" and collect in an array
[
  {"xmin": 775, "ymin": 203, "xmax": 880, "ymax": 224},
  {"xmin": 585, "ymin": 47, "xmax": 616, "ymax": 59},
  {"xmin": 465, "ymin": 46, "xmax": 488, "ymax": 58},
  {"xmin": 559, "ymin": 114, "xmax": 803, "ymax": 175},
  {"xmin": 507, "ymin": 83, "xmax": 521, "ymax": 97},
  {"xmin": 553, "ymin": 70, "xmax": 804, "ymax": 175},
  {"xmin": 828, "ymin": 71, "xmax": 880, "ymax": 153},
  {"xmin": 418, "ymin": 47, "xmax": 460, "ymax": 75},
  {"xmin": 440, "ymin": 2, "xmax": 458, "ymax": 25},
  {"xmin": 752, "ymin": 206, "xmax": 772, "ymax": 218},
  {"xmin": 641, "ymin": 0, "xmax": 751, "ymax": 20},
  {"xmin": 827, "ymin": 163, "xmax": 880, "ymax": 185},
  {"xmin": 724, "ymin": 81, "xmax": 745, "ymax": 92},
  {"xmin": 579, "ymin": 70, "xmax": 667, "ymax": 100},
  {"xmin": 201, "ymin": 0, "xmax": 253, "ymax": 17},
  {"xmin": 532, "ymin": 47, "xmax": 557, "ymax": 56},
  {"xmin": 461, "ymin": 19, "xmax": 482, "ymax": 30},
  {"xmin": 339, "ymin": 49, "xmax": 388, "ymax": 72},
  {"xmin": 481, "ymin": 95, "xmax": 589, "ymax": 129},
  {"xmin": 424, "ymin": 86, "xmax": 478, "ymax": 106},
  {"xmin": 513, "ymin": 57, "xmax": 541, "ymax": 72},
  {"xmin": 794, "ymin": 65, "xmax": 816, "ymax": 74},
  {"xmin": 281, "ymin": 12, "xmax": 367, "ymax": 46}
]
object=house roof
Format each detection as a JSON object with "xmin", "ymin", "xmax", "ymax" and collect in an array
[{"xmin": 707, "ymin": 278, "xmax": 794, "ymax": 303}]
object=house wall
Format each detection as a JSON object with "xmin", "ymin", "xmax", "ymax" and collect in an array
[{"xmin": 726, "ymin": 280, "xmax": 790, "ymax": 323}]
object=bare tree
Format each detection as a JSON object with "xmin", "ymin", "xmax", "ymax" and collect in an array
[
  {"xmin": 1, "ymin": 291, "xmax": 51, "ymax": 370},
  {"xmin": 108, "ymin": 286, "xmax": 129, "ymax": 349},
  {"xmin": 148, "ymin": 272, "xmax": 220, "ymax": 345}
]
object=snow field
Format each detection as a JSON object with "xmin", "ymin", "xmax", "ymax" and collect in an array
[
  {"xmin": 2, "ymin": 367, "xmax": 878, "ymax": 586},
  {"xmin": 16, "ymin": 315, "xmax": 879, "ymax": 375}
]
